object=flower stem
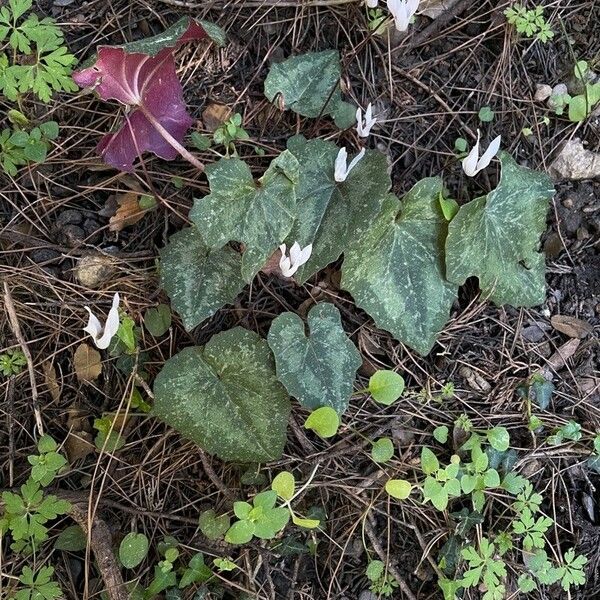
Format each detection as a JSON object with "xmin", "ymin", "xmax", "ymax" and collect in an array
[{"xmin": 139, "ymin": 106, "xmax": 204, "ymax": 172}]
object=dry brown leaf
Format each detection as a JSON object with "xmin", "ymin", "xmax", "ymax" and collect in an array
[
  {"xmin": 202, "ymin": 103, "xmax": 231, "ymax": 131},
  {"xmin": 109, "ymin": 192, "xmax": 152, "ymax": 232},
  {"xmin": 546, "ymin": 338, "xmax": 580, "ymax": 371},
  {"xmin": 551, "ymin": 315, "xmax": 593, "ymax": 339},
  {"xmin": 65, "ymin": 431, "xmax": 95, "ymax": 462},
  {"xmin": 419, "ymin": 0, "xmax": 461, "ymax": 18},
  {"xmin": 74, "ymin": 343, "xmax": 102, "ymax": 382},
  {"xmin": 42, "ymin": 362, "xmax": 61, "ymax": 402}
]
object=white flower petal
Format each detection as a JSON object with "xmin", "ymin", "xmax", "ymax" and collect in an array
[
  {"xmin": 347, "ymin": 148, "xmax": 366, "ymax": 175},
  {"xmin": 334, "ymin": 147, "xmax": 348, "ymax": 182},
  {"xmin": 289, "ymin": 241, "xmax": 302, "ymax": 264},
  {"xmin": 298, "ymin": 244, "xmax": 313, "ymax": 266},
  {"xmin": 477, "ymin": 134, "xmax": 501, "ymax": 171},
  {"xmin": 407, "ymin": 0, "xmax": 420, "ymax": 18},
  {"xmin": 366, "ymin": 0, "xmax": 378, "ymax": 7},
  {"xmin": 96, "ymin": 293, "xmax": 120, "ymax": 349},
  {"xmin": 83, "ymin": 307, "xmax": 102, "ymax": 338},
  {"xmin": 462, "ymin": 130, "xmax": 481, "ymax": 177}
]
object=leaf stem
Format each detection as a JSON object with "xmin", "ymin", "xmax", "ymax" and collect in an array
[{"xmin": 138, "ymin": 105, "xmax": 204, "ymax": 172}]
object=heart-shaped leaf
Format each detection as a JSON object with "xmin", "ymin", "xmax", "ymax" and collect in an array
[
  {"xmin": 73, "ymin": 18, "xmax": 224, "ymax": 171},
  {"xmin": 285, "ymin": 136, "xmax": 388, "ymax": 282},
  {"xmin": 119, "ymin": 532, "xmax": 149, "ymax": 569},
  {"xmin": 264, "ymin": 50, "xmax": 355, "ymax": 127},
  {"xmin": 268, "ymin": 303, "xmax": 361, "ymax": 414},
  {"xmin": 159, "ymin": 227, "xmax": 246, "ymax": 331},
  {"xmin": 304, "ymin": 406, "xmax": 339, "ymax": 438},
  {"xmin": 342, "ymin": 179, "xmax": 458, "ymax": 355},
  {"xmin": 445, "ymin": 152, "xmax": 555, "ymax": 306},
  {"xmin": 153, "ymin": 327, "xmax": 291, "ymax": 462},
  {"xmin": 368, "ymin": 370, "xmax": 405, "ymax": 405},
  {"xmin": 190, "ymin": 152, "xmax": 299, "ymax": 282}
]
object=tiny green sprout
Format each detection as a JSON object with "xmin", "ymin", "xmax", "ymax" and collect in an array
[
  {"xmin": 13, "ymin": 566, "xmax": 63, "ymax": 600},
  {"xmin": 225, "ymin": 490, "xmax": 289, "ymax": 544},
  {"xmin": 454, "ymin": 137, "xmax": 468, "ymax": 154},
  {"xmin": 214, "ymin": 557, "xmax": 237, "ymax": 571},
  {"xmin": 420, "ymin": 448, "xmax": 461, "ymax": 511},
  {"xmin": 213, "ymin": 112, "xmax": 250, "ymax": 156},
  {"xmin": 367, "ymin": 8, "xmax": 387, "ymax": 35},
  {"xmin": 366, "ymin": 560, "xmax": 399, "ymax": 597},
  {"xmin": 372, "ymin": 437, "xmax": 394, "ymax": 463},
  {"xmin": 546, "ymin": 419, "xmax": 582, "ymax": 446},
  {"xmin": 433, "ymin": 426, "xmax": 449, "ymax": 444},
  {"xmin": 460, "ymin": 538, "xmax": 506, "ymax": 600},
  {"xmin": 271, "ymin": 470, "xmax": 321, "ymax": 529},
  {"xmin": 368, "ymin": 369, "xmax": 405, "ymax": 405},
  {"xmin": 93, "ymin": 415, "xmax": 126, "ymax": 452},
  {"xmin": 179, "ymin": 552, "xmax": 212, "ymax": 588},
  {"xmin": 0, "ymin": 349, "xmax": 27, "ymax": 376},
  {"xmin": 385, "ymin": 479, "xmax": 412, "ymax": 500},
  {"xmin": 27, "ymin": 435, "xmax": 67, "ymax": 486},
  {"xmin": 478, "ymin": 106, "xmax": 495, "ymax": 122},
  {"xmin": 304, "ymin": 406, "xmax": 339, "ymax": 438},
  {"xmin": 438, "ymin": 192, "xmax": 459, "ymax": 222},
  {"xmin": 504, "ymin": 4, "xmax": 554, "ymax": 43}
]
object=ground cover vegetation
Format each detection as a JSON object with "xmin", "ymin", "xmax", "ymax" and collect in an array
[{"xmin": 1, "ymin": 0, "xmax": 599, "ymax": 598}]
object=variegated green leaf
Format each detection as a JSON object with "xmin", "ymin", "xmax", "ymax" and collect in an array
[
  {"xmin": 264, "ymin": 50, "xmax": 355, "ymax": 127},
  {"xmin": 268, "ymin": 303, "xmax": 361, "ymax": 414},
  {"xmin": 159, "ymin": 227, "xmax": 246, "ymax": 331},
  {"xmin": 286, "ymin": 136, "xmax": 388, "ymax": 283},
  {"xmin": 190, "ymin": 151, "xmax": 299, "ymax": 282},
  {"xmin": 153, "ymin": 327, "xmax": 291, "ymax": 462},
  {"xmin": 445, "ymin": 152, "xmax": 555, "ymax": 306},
  {"xmin": 341, "ymin": 179, "xmax": 458, "ymax": 356}
]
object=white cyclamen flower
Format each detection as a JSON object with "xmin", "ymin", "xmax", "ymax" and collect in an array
[
  {"xmin": 356, "ymin": 103, "xmax": 377, "ymax": 138},
  {"xmin": 83, "ymin": 292, "xmax": 120, "ymax": 349},
  {"xmin": 279, "ymin": 242, "xmax": 313, "ymax": 278},
  {"xmin": 366, "ymin": 0, "xmax": 379, "ymax": 7},
  {"xmin": 387, "ymin": 0, "xmax": 420, "ymax": 32},
  {"xmin": 462, "ymin": 129, "xmax": 502, "ymax": 177},
  {"xmin": 334, "ymin": 147, "xmax": 365, "ymax": 182}
]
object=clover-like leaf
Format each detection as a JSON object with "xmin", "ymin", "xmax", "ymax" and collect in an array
[
  {"xmin": 285, "ymin": 136, "xmax": 388, "ymax": 282},
  {"xmin": 446, "ymin": 152, "xmax": 555, "ymax": 306},
  {"xmin": 342, "ymin": 179, "xmax": 458, "ymax": 355},
  {"xmin": 268, "ymin": 303, "xmax": 360, "ymax": 415},
  {"xmin": 264, "ymin": 50, "xmax": 355, "ymax": 127},
  {"xmin": 159, "ymin": 227, "xmax": 246, "ymax": 331},
  {"xmin": 72, "ymin": 18, "xmax": 223, "ymax": 171},
  {"xmin": 153, "ymin": 327, "xmax": 291, "ymax": 462},
  {"xmin": 190, "ymin": 152, "xmax": 299, "ymax": 282}
]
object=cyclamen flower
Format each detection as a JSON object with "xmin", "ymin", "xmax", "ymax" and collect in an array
[
  {"xmin": 334, "ymin": 147, "xmax": 365, "ymax": 182},
  {"xmin": 83, "ymin": 292, "xmax": 120, "ymax": 349},
  {"xmin": 356, "ymin": 103, "xmax": 377, "ymax": 138},
  {"xmin": 462, "ymin": 130, "xmax": 502, "ymax": 177},
  {"xmin": 366, "ymin": 0, "xmax": 379, "ymax": 7},
  {"xmin": 279, "ymin": 243, "xmax": 313, "ymax": 278},
  {"xmin": 387, "ymin": 0, "xmax": 420, "ymax": 32}
]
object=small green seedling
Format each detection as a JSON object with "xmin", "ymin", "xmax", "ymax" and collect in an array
[
  {"xmin": 11, "ymin": 566, "xmax": 62, "ymax": 600},
  {"xmin": 504, "ymin": 4, "xmax": 554, "ymax": 43},
  {"xmin": 0, "ymin": 348, "xmax": 27, "ymax": 376},
  {"xmin": 213, "ymin": 113, "xmax": 249, "ymax": 156},
  {"xmin": 368, "ymin": 370, "xmax": 405, "ymax": 405},
  {"xmin": 365, "ymin": 560, "xmax": 399, "ymax": 597},
  {"xmin": 304, "ymin": 406, "xmax": 339, "ymax": 438}
]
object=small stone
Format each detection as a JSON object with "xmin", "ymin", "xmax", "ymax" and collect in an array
[
  {"xmin": 534, "ymin": 84, "xmax": 552, "ymax": 102},
  {"xmin": 74, "ymin": 254, "xmax": 116, "ymax": 288}
]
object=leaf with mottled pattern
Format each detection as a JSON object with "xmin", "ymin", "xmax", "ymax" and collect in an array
[
  {"xmin": 285, "ymin": 136, "xmax": 388, "ymax": 283},
  {"xmin": 190, "ymin": 151, "xmax": 299, "ymax": 282},
  {"xmin": 159, "ymin": 227, "xmax": 246, "ymax": 331},
  {"xmin": 264, "ymin": 50, "xmax": 356, "ymax": 128},
  {"xmin": 445, "ymin": 152, "xmax": 554, "ymax": 306},
  {"xmin": 268, "ymin": 303, "xmax": 361, "ymax": 414},
  {"xmin": 153, "ymin": 327, "xmax": 291, "ymax": 462},
  {"xmin": 341, "ymin": 179, "xmax": 458, "ymax": 355}
]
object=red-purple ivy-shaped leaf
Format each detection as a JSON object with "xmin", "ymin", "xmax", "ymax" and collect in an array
[{"xmin": 73, "ymin": 18, "xmax": 225, "ymax": 171}]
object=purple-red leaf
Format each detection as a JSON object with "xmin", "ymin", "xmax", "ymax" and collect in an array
[{"xmin": 73, "ymin": 18, "xmax": 211, "ymax": 171}]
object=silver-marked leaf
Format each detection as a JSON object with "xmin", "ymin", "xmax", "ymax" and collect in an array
[
  {"xmin": 268, "ymin": 303, "xmax": 361, "ymax": 414},
  {"xmin": 159, "ymin": 227, "xmax": 246, "ymax": 331},
  {"xmin": 153, "ymin": 327, "xmax": 291, "ymax": 462},
  {"xmin": 264, "ymin": 50, "xmax": 355, "ymax": 127},
  {"xmin": 445, "ymin": 152, "xmax": 555, "ymax": 306},
  {"xmin": 341, "ymin": 179, "xmax": 458, "ymax": 355},
  {"xmin": 190, "ymin": 152, "xmax": 299, "ymax": 282},
  {"xmin": 286, "ymin": 136, "xmax": 388, "ymax": 283}
]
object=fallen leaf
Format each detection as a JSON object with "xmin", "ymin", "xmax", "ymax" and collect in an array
[
  {"xmin": 202, "ymin": 103, "xmax": 232, "ymax": 131},
  {"xmin": 42, "ymin": 362, "xmax": 61, "ymax": 402},
  {"xmin": 65, "ymin": 431, "xmax": 95, "ymax": 463},
  {"xmin": 109, "ymin": 192, "xmax": 156, "ymax": 232},
  {"xmin": 551, "ymin": 315, "xmax": 593, "ymax": 339},
  {"xmin": 459, "ymin": 366, "xmax": 491, "ymax": 393},
  {"xmin": 549, "ymin": 139, "xmax": 600, "ymax": 180},
  {"xmin": 419, "ymin": 0, "xmax": 461, "ymax": 18},
  {"xmin": 546, "ymin": 338, "xmax": 581, "ymax": 373},
  {"xmin": 73, "ymin": 343, "xmax": 103, "ymax": 382}
]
